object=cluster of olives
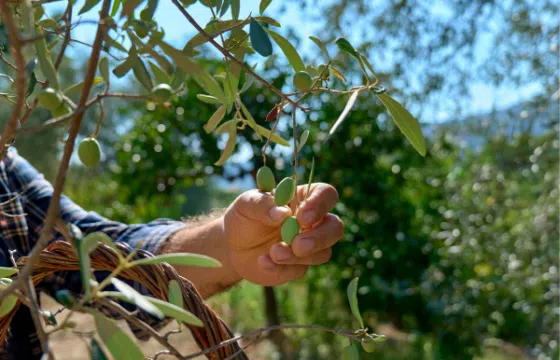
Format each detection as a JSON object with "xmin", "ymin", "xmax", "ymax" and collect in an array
[
  {"xmin": 256, "ymin": 166, "xmax": 300, "ymax": 244},
  {"xmin": 292, "ymin": 63, "xmax": 330, "ymax": 93}
]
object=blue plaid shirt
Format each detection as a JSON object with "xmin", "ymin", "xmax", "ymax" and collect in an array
[{"xmin": 0, "ymin": 147, "xmax": 187, "ymax": 359}]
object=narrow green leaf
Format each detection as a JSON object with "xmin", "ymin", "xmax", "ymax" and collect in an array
[
  {"xmin": 145, "ymin": 297, "xmax": 203, "ymax": 326},
  {"xmin": 158, "ymin": 42, "xmax": 226, "ymax": 101},
  {"xmin": 34, "ymin": 6, "xmax": 45, "ymax": 22},
  {"xmin": 129, "ymin": 253, "xmax": 222, "ymax": 268},
  {"xmin": 329, "ymin": 65, "xmax": 347, "ymax": 82},
  {"xmin": 335, "ymin": 37, "xmax": 360, "ymax": 59},
  {"xmin": 0, "ymin": 268, "xmax": 18, "ymax": 278},
  {"xmin": 215, "ymin": 120, "xmax": 238, "ymax": 166},
  {"xmin": 298, "ymin": 129, "xmax": 309, "ymax": 152},
  {"xmin": 239, "ymin": 74, "xmax": 254, "ymax": 94},
  {"xmin": 94, "ymin": 313, "xmax": 144, "ymax": 360},
  {"xmin": 325, "ymin": 90, "xmax": 360, "ymax": 142},
  {"xmin": 77, "ymin": 241, "xmax": 92, "ymax": 298},
  {"xmin": 149, "ymin": 61, "xmax": 171, "ymax": 84},
  {"xmin": 99, "ymin": 56, "xmax": 109, "ymax": 83},
  {"xmin": 376, "ymin": 93, "xmax": 426, "ymax": 156},
  {"xmin": 265, "ymin": 29, "xmax": 305, "ymax": 72},
  {"xmin": 79, "ymin": 0, "xmax": 102, "ymax": 15},
  {"xmin": 215, "ymin": 119, "xmax": 234, "ymax": 135},
  {"xmin": 254, "ymin": 125, "xmax": 290, "ymax": 146},
  {"xmin": 360, "ymin": 54, "xmax": 377, "ymax": 79},
  {"xmin": 63, "ymin": 77, "xmax": 104, "ymax": 95},
  {"xmin": 168, "ymin": 280, "xmax": 183, "ymax": 308},
  {"xmin": 254, "ymin": 16, "xmax": 281, "ymax": 27},
  {"xmin": 259, "ymin": 0, "xmax": 272, "ymax": 14},
  {"xmin": 197, "ymin": 94, "xmax": 222, "ymax": 105},
  {"xmin": 304, "ymin": 157, "xmax": 315, "ymax": 202},
  {"xmin": 121, "ymin": 0, "xmax": 143, "ymax": 18},
  {"xmin": 204, "ymin": 104, "xmax": 228, "ymax": 133},
  {"xmin": 309, "ymin": 36, "xmax": 330, "ymax": 59},
  {"xmin": 240, "ymin": 102, "xmax": 261, "ymax": 139},
  {"xmin": 34, "ymin": 28, "xmax": 59, "ymax": 89},
  {"xmin": 231, "ymin": 0, "xmax": 240, "ymax": 19},
  {"xmin": 37, "ymin": 18, "xmax": 59, "ymax": 29},
  {"xmin": 26, "ymin": 72, "xmax": 37, "ymax": 99},
  {"xmin": 105, "ymin": 36, "xmax": 127, "ymax": 53},
  {"xmin": 0, "ymin": 293, "xmax": 18, "ymax": 318},
  {"xmin": 186, "ymin": 19, "xmax": 243, "ymax": 49},
  {"xmin": 110, "ymin": 0, "xmax": 122, "ymax": 17},
  {"xmin": 220, "ymin": 0, "xmax": 231, "ymax": 16},
  {"xmin": 250, "ymin": 18, "xmax": 273, "ymax": 57},
  {"xmin": 347, "ymin": 277, "xmax": 364, "ymax": 328},
  {"xmin": 132, "ymin": 58, "xmax": 153, "ymax": 91},
  {"xmin": 111, "ymin": 278, "xmax": 164, "ymax": 319},
  {"xmin": 170, "ymin": 67, "xmax": 186, "ymax": 89},
  {"xmin": 91, "ymin": 338, "xmax": 109, "ymax": 360}
]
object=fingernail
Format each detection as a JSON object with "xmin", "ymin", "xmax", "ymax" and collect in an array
[
  {"xmin": 298, "ymin": 238, "xmax": 314, "ymax": 255},
  {"xmin": 269, "ymin": 207, "xmax": 288, "ymax": 221},
  {"xmin": 302, "ymin": 210, "xmax": 316, "ymax": 226},
  {"xmin": 258, "ymin": 255, "xmax": 276, "ymax": 271},
  {"xmin": 275, "ymin": 247, "xmax": 292, "ymax": 261}
]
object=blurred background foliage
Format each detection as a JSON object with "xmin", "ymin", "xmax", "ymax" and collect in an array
[{"xmin": 1, "ymin": 0, "xmax": 558, "ymax": 359}]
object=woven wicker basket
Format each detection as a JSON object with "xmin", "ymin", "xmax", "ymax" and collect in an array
[{"xmin": 0, "ymin": 240, "xmax": 248, "ymax": 359}]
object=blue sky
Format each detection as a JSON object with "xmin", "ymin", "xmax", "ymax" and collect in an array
[{"xmin": 46, "ymin": 0, "xmax": 540, "ymax": 123}]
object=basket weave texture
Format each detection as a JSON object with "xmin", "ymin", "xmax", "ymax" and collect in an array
[{"xmin": 0, "ymin": 240, "xmax": 248, "ymax": 360}]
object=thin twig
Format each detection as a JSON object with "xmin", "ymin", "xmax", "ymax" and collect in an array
[
  {"xmin": 24, "ymin": 278, "xmax": 55, "ymax": 359},
  {"xmin": 93, "ymin": 100, "xmax": 104, "ymax": 137},
  {"xmin": 0, "ymin": 2, "xmax": 26, "ymax": 159},
  {"xmin": 292, "ymin": 104, "xmax": 300, "ymax": 209},
  {"xmin": 54, "ymin": 0, "xmax": 73, "ymax": 69},
  {"xmin": 262, "ymin": 101, "xmax": 285, "ymax": 164}
]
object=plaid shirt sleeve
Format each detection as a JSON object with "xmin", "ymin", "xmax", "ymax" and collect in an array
[{"xmin": 0, "ymin": 148, "xmax": 188, "ymax": 358}]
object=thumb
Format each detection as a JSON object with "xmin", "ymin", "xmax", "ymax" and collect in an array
[{"xmin": 232, "ymin": 189, "xmax": 292, "ymax": 227}]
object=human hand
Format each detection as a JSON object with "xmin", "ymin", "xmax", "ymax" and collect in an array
[{"xmin": 223, "ymin": 183, "xmax": 344, "ymax": 287}]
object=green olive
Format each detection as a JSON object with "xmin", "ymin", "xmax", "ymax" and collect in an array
[
  {"xmin": 342, "ymin": 344, "xmax": 360, "ymax": 360},
  {"xmin": 152, "ymin": 83, "xmax": 173, "ymax": 103},
  {"xmin": 42, "ymin": 310, "xmax": 57, "ymax": 326},
  {"xmin": 274, "ymin": 177, "xmax": 296, "ymax": 206},
  {"xmin": 256, "ymin": 166, "xmax": 276, "ymax": 192},
  {"xmin": 361, "ymin": 340, "xmax": 375, "ymax": 353},
  {"xmin": 281, "ymin": 216, "xmax": 299, "ymax": 244},
  {"xmin": 293, "ymin": 71, "xmax": 313, "ymax": 92},
  {"xmin": 78, "ymin": 137, "xmax": 102, "ymax": 169},
  {"xmin": 38, "ymin": 87, "xmax": 63, "ymax": 110},
  {"xmin": 318, "ymin": 64, "xmax": 330, "ymax": 80},
  {"xmin": 55, "ymin": 290, "xmax": 75, "ymax": 308},
  {"xmin": 51, "ymin": 103, "xmax": 72, "ymax": 118}
]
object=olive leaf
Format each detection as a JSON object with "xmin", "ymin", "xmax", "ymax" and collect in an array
[
  {"xmin": 91, "ymin": 338, "xmax": 109, "ymax": 360},
  {"xmin": 325, "ymin": 90, "xmax": 360, "ymax": 143},
  {"xmin": 239, "ymin": 73, "xmax": 254, "ymax": 94},
  {"xmin": 105, "ymin": 36, "xmax": 127, "ymax": 53},
  {"xmin": 297, "ymin": 129, "xmax": 309, "ymax": 152},
  {"xmin": 129, "ymin": 253, "xmax": 222, "ymax": 267},
  {"xmin": 304, "ymin": 157, "xmax": 315, "ymax": 202},
  {"xmin": 113, "ymin": 46, "xmax": 137, "ymax": 78},
  {"xmin": 110, "ymin": 0, "xmax": 121, "ymax": 17},
  {"xmin": 64, "ymin": 77, "xmax": 104, "ymax": 95},
  {"xmin": 132, "ymin": 58, "xmax": 153, "ymax": 91},
  {"xmin": 98, "ymin": 56, "xmax": 109, "ymax": 84},
  {"xmin": 259, "ymin": 0, "xmax": 273, "ymax": 14},
  {"xmin": 26, "ymin": 72, "xmax": 37, "ymax": 99},
  {"xmin": 94, "ymin": 313, "xmax": 144, "ymax": 360},
  {"xmin": 347, "ymin": 277, "xmax": 364, "ymax": 328},
  {"xmin": 0, "ymin": 268, "xmax": 18, "ymax": 278},
  {"xmin": 220, "ymin": 0, "xmax": 231, "ymax": 16},
  {"xmin": 204, "ymin": 104, "xmax": 228, "ymax": 133},
  {"xmin": 121, "ymin": 0, "xmax": 143, "ymax": 19},
  {"xmin": 254, "ymin": 124, "xmax": 290, "ymax": 146},
  {"xmin": 250, "ymin": 18, "xmax": 273, "ymax": 57},
  {"xmin": 34, "ymin": 28, "xmax": 59, "ymax": 89},
  {"xmin": 265, "ymin": 29, "xmax": 305, "ymax": 72},
  {"xmin": 309, "ymin": 36, "xmax": 330, "ymax": 59},
  {"xmin": 186, "ymin": 19, "xmax": 242, "ymax": 49},
  {"xmin": 215, "ymin": 120, "xmax": 238, "ymax": 166},
  {"xmin": 197, "ymin": 94, "xmax": 223, "ymax": 105},
  {"xmin": 168, "ymin": 280, "xmax": 183, "ymax": 308},
  {"xmin": 110, "ymin": 278, "xmax": 164, "ymax": 319},
  {"xmin": 144, "ymin": 297, "xmax": 203, "ymax": 326},
  {"xmin": 149, "ymin": 61, "xmax": 171, "ymax": 84},
  {"xmin": 79, "ymin": 0, "xmax": 102, "ymax": 15},
  {"xmin": 376, "ymin": 93, "xmax": 426, "ymax": 156},
  {"xmin": 255, "ymin": 16, "xmax": 281, "ymax": 27},
  {"xmin": 0, "ymin": 293, "xmax": 18, "ymax": 318},
  {"xmin": 170, "ymin": 67, "xmax": 186, "ymax": 89},
  {"xmin": 37, "ymin": 18, "xmax": 59, "ymax": 30},
  {"xmin": 231, "ymin": 0, "xmax": 240, "ymax": 19},
  {"xmin": 335, "ymin": 37, "xmax": 368, "ymax": 78},
  {"xmin": 240, "ymin": 102, "xmax": 262, "ymax": 140},
  {"xmin": 360, "ymin": 54, "xmax": 377, "ymax": 79},
  {"xmin": 329, "ymin": 65, "xmax": 347, "ymax": 82}
]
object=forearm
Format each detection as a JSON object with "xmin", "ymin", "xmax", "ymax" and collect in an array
[{"xmin": 157, "ymin": 212, "xmax": 242, "ymax": 298}]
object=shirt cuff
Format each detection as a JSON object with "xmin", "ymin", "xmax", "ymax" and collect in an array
[{"xmin": 117, "ymin": 219, "xmax": 187, "ymax": 255}]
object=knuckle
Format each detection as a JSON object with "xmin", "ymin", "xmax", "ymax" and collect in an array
[{"xmin": 329, "ymin": 214, "xmax": 345, "ymax": 237}]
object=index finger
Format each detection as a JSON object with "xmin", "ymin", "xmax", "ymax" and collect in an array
[{"xmin": 292, "ymin": 183, "xmax": 339, "ymax": 228}]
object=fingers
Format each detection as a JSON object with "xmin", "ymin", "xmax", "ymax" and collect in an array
[
  {"xmin": 291, "ymin": 213, "xmax": 344, "ymax": 257},
  {"xmin": 269, "ymin": 243, "xmax": 332, "ymax": 265},
  {"xmin": 294, "ymin": 183, "xmax": 339, "ymax": 228},
  {"xmin": 233, "ymin": 189, "xmax": 292, "ymax": 227},
  {"xmin": 257, "ymin": 254, "xmax": 308, "ymax": 284}
]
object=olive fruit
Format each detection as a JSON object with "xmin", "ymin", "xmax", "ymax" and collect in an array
[
  {"xmin": 55, "ymin": 290, "xmax": 75, "ymax": 308},
  {"xmin": 152, "ymin": 83, "xmax": 173, "ymax": 104},
  {"xmin": 274, "ymin": 177, "xmax": 296, "ymax": 206},
  {"xmin": 318, "ymin": 64, "xmax": 330, "ymax": 80},
  {"xmin": 38, "ymin": 87, "xmax": 63, "ymax": 110},
  {"xmin": 51, "ymin": 103, "xmax": 72, "ymax": 118},
  {"xmin": 42, "ymin": 310, "xmax": 57, "ymax": 326},
  {"xmin": 0, "ymin": 278, "xmax": 17, "ymax": 318},
  {"xmin": 341, "ymin": 344, "xmax": 360, "ymax": 360},
  {"xmin": 78, "ymin": 137, "xmax": 101, "ymax": 169},
  {"xmin": 281, "ymin": 216, "xmax": 299, "ymax": 244},
  {"xmin": 256, "ymin": 166, "xmax": 276, "ymax": 192},
  {"xmin": 293, "ymin": 71, "xmax": 313, "ymax": 92},
  {"xmin": 361, "ymin": 340, "xmax": 375, "ymax": 353}
]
